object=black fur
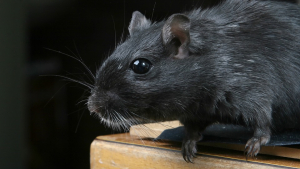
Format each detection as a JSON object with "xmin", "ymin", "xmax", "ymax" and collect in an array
[{"xmin": 87, "ymin": 0, "xmax": 300, "ymax": 162}]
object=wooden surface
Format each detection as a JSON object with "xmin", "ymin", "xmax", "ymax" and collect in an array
[
  {"xmin": 130, "ymin": 120, "xmax": 182, "ymax": 137},
  {"xmin": 90, "ymin": 133, "xmax": 300, "ymax": 169},
  {"xmin": 130, "ymin": 120, "xmax": 300, "ymax": 159}
]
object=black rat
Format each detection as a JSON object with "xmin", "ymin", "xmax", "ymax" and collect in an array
[{"xmin": 87, "ymin": 0, "xmax": 300, "ymax": 162}]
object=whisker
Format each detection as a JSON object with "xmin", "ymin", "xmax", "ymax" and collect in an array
[
  {"xmin": 68, "ymin": 106, "xmax": 88, "ymax": 116},
  {"xmin": 40, "ymin": 74, "xmax": 93, "ymax": 89},
  {"xmin": 65, "ymin": 46, "xmax": 79, "ymax": 59},
  {"xmin": 43, "ymin": 82, "xmax": 71, "ymax": 108},
  {"xmin": 64, "ymin": 70, "xmax": 94, "ymax": 85},
  {"xmin": 124, "ymin": 111, "xmax": 154, "ymax": 135},
  {"xmin": 121, "ymin": 0, "xmax": 126, "ymax": 43},
  {"xmin": 75, "ymin": 111, "xmax": 85, "ymax": 133},
  {"xmin": 64, "ymin": 47, "xmax": 94, "ymax": 83},
  {"xmin": 44, "ymin": 47, "xmax": 95, "ymax": 80},
  {"xmin": 73, "ymin": 40, "xmax": 83, "ymax": 61},
  {"xmin": 151, "ymin": 2, "xmax": 156, "ymax": 21},
  {"xmin": 111, "ymin": 16, "xmax": 117, "ymax": 49},
  {"xmin": 76, "ymin": 98, "xmax": 89, "ymax": 105}
]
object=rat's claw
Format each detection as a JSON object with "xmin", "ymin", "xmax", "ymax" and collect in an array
[
  {"xmin": 244, "ymin": 135, "xmax": 270, "ymax": 159},
  {"xmin": 183, "ymin": 155, "xmax": 188, "ymax": 162},
  {"xmin": 182, "ymin": 139, "xmax": 197, "ymax": 163},
  {"xmin": 187, "ymin": 155, "xmax": 193, "ymax": 163},
  {"xmin": 245, "ymin": 140, "xmax": 257, "ymax": 158},
  {"xmin": 192, "ymin": 153, "xmax": 197, "ymax": 158}
]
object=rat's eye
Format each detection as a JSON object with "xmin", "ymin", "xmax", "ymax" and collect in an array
[{"xmin": 130, "ymin": 59, "xmax": 152, "ymax": 74}]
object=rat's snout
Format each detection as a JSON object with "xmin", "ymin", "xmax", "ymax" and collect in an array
[
  {"xmin": 87, "ymin": 93, "xmax": 101, "ymax": 113},
  {"xmin": 87, "ymin": 90, "xmax": 121, "ymax": 114}
]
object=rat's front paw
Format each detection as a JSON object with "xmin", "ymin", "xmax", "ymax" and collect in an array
[
  {"xmin": 182, "ymin": 139, "xmax": 198, "ymax": 162},
  {"xmin": 181, "ymin": 132, "xmax": 203, "ymax": 163},
  {"xmin": 244, "ymin": 136, "xmax": 270, "ymax": 158}
]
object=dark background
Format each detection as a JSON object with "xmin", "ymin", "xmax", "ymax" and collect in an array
[{"xmin": 0, "ymin": 0, "xmax": 297, "ymax": 168}]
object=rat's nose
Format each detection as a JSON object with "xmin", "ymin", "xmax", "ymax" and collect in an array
[
  {"xmin": 87, "ymin": 94, "xmax": 101, "ymax": 113},
  {"xmin": 87, "ymin": 90, "xmax": 120, "ymax": 114}
]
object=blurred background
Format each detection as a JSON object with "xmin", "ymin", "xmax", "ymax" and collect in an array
[{"xmin": 0, "ymin": 0, "xmax": 298, "ymax": 168}]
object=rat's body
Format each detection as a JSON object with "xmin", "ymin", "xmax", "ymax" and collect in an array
[{"xmin": 87, "ymin": 0, "xmax": 300, "ymax": 161}]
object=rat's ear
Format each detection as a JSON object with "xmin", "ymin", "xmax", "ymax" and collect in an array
[
  {"xmin": 129, "ymin": 11, "xmax": 151, "ymax": 36},
  {"xmin": 162, "ymin": 14, "xmax": 190, "ymax": 59}
]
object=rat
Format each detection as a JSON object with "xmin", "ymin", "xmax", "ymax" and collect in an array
[{"xmin": 87, "ymin": 0, "xmax": 300, "ymax": 162}]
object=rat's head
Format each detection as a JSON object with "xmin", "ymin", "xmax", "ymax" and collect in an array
[{"xmin": 88, "ymin": 11, "xmax": 195, "ymax": 131}]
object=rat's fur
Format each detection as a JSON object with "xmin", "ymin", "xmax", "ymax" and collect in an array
[{"xmin": 88, "ymin": 0, "xmax": 300, "ymax": 162}]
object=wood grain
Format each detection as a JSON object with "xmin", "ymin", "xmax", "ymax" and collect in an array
[{"xmin": 90, "ymin": 133, "xmax": 300, "ymax": 169}]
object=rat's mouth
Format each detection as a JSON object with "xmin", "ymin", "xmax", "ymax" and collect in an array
[
  {"xmin": 87, "ymin": 94, "xmax": 103, "ymax": 114},
  {"xmin": 87, "ymin": 103, "xmax": 100, "ymax": 114},
  {"xmin": 95, "ymin": 109, "xmax": 139, "ymax": 131}
]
